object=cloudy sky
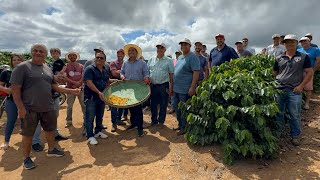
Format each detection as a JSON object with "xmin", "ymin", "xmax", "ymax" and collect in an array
[{"xmin": 0, "ymin": 0, "xmax": 319, "ymax": 61}]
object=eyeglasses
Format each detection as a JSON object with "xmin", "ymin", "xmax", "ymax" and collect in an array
[{"xmin": 96, "ymin": 57, "xmax": 105, "ymax": 60}]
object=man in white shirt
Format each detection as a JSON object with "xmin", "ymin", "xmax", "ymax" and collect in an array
[{"xmin": 266, "ymin": 34, "xmax": 286, "ymax": 57}]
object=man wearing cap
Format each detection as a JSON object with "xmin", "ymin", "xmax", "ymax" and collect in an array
[
  {"xmin": 84, "ymin": 52, "xmax": 116, "ymax": 145},
  {"xmin": 235, "ymin": 41, "xmax": 253, "ymax": 57},
  {"xmin": 297, "ymin": 36, "xmax": 320, "ymax": 110},
  {"xmin": 242, "ymin": 38, "xmax": 255, "ymax": 55},
  {"xmin": 61, "ymin": 51, "xmax": 86, "ymax": 128},
  {"xmin": 173, "ymin": 38, "xmax": 200, "ymax": 136},
  {"xmin": 195, "ymin": 41, "xmax": 209, "ymax": 81},
  {"xmin": 120, "ymin": 44, "xmax": 149, "ymax": 137},
  {"xmin": 305, "ymin": 33, "xmax": 318, "ymax": 48},
  {"xmin": 147, "ymin": 43, "xmax": 174, "ymax": 126},
  {"xmin": 209, "ymin": 33, "xmax": 239, "ymax": 67},
  {"xmin": 266, "ymin": 34, "xmax": 286, "ymax": 57},
  {"xmin": 110, "ymin": 49, "xmax": 127, "ymax": 132},
  {"xmin": 83, "ymin": 47, "xmax": 105, "ymax": 70},
  {"xmin": 273, "ymin": 34, "xmax": 313, "ymax": 146}
]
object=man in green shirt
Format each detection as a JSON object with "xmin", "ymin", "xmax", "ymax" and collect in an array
[{"xmin": 148, "ymin": 43, "xmax": 174, "ymax": 126}]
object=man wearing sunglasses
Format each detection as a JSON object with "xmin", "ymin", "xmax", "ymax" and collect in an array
[{"xmin": 273, "ymin": 34, "xmax": 313, "ymax": 146}]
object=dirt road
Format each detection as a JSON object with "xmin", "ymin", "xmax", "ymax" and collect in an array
[{"xmin": 0, "ymin": 96, "xmax": 319, "ymax": 179}]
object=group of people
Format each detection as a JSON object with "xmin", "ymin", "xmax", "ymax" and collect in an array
[{"xmin": 0, "ymin": 32, "xmax": 319, "ymax": 170}]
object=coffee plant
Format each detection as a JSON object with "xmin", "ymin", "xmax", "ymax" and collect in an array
[{"xmin": 181, "ymin": 55, "xmax": 280, "ymax": 164}]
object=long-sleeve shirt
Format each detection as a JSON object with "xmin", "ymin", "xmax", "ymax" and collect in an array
[{"xmin": 120, "ymin": 59, "xmax": 149, "ymax": 81}]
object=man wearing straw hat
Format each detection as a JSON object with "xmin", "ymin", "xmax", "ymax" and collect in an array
[
  {"xmin": 61, "ymin": 51, "xmax": 86, "ymax": 129},
  {"xmin": 148, "ymin": 43, "xmax": 174, "ymax": 127},
  {"xmin": 120, "ymin": 44, "xmax": 150, "ymax": 137}
]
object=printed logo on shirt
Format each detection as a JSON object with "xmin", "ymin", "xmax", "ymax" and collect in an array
[
  {"xmin": 294, "ymin": 56, "xmax": 301, "ymax": 62},
  {"xmin": 68, "ymin": 71, "xmax": 81, "ymax": 77}
]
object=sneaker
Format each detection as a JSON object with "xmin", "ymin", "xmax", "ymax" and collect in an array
[
  {"xmin": 111, "ymin": 124, "xmax": 117, "ymax": 132},
  {"xmin": 55, "ymin": 134, "xmax": 68, "ymax": 141},
  {"xmin": 32, "ymin": 143, "xmax": 44, "ymax": 152},
  {"xmin": 88, "ymin": 137, "xmax": 98, "ymax": 145},
  {"xmin": 0, "ymin": 142, "xmax": 9, "ymax": 150},
  {"xmin": 47, "ymin": 148, "xmax": 65, "ymax": 157},
  {"xmin": 138, "ymin": 129, "xmax": 144, "ymax": 137},
  {"xmin": 94, "ymin": 132, "xmax": 108, "ymax": 139},
  {"xmin": 150, "ymin": 121, "xmax": 158, "ymax": 127},
  {"xmin": 102, "ymin": 124, "xmax": 108, "ymax": 129},
  {"xmin": 291, "ymin": 137, "xmax": 301, "ymax": 146},
  {"xmin": 23, "ymin": 157, "xmax": 36, "ymax": 170},
  {"xmin": 117, "ymin": 120, "xmax": 126, "ymax": 126},
  {"xmin": 65, "ymin": 121, "xmax": 72, "ymax": 128},
  {"xmin": 126, "ymin": 124, "xmax": 137, "ymax": 131}
]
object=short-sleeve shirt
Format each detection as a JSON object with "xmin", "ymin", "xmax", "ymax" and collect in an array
[
  {"xmin": 64, "ymin": 63, "xmax": 83, "ymax": 89},
  {"xmin": 109, "ymin": 59, "xmax": 124, "ymax": 79},
  {"xmin": 266, "ymin": 44, "xmax": 286, "ymax": 57},
  {"xmin": 245, "ymin": 46, "xmax": 255, "ymax": 55},
  {"xmin": 51, "ymin": 59, "xmax": 65, "ymax": 75},
  {"xmin": 196, "ymin": 55, "xmax": 207, "ymax": 81},
  {"xmin": 297, "ymin": 47, "xmax": 320, "ymax": 67},
  {"xmin": 10, "ymin": 60, "xmax": 55, "ymax": 112},
  {"xmin": 173, "ymin": 52, "xmax": 200, "ymax": 94},
  {"xmin": 273, "ymin": 52, "xmax": 311, "ymax": 90},
  {"xmin": 209, "ymin": 45, "xmax": 239, "ymax": 67},
  {"xmin": 120, "ymin": 59, "xmax": 149, "ymax": 81},
  {"xmin": 148, "ymin": 56, "xmax": 174, "ymax": 84},
  {"xmin": 83, "ymin": 64, "xmax": 110, "ymax": 103},
  {"xmin": 311, "ymin": 43, "xmax": 318, "ymax": 48}
]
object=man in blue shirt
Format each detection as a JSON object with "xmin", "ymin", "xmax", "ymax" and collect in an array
[
  {"xmin": 209, "ymin": 33, "xmax": 239, "ymax": 67},
  {"xmin": 194, "ymin": 41, "xmax": 209, "ymax": 82},
  {"xmin": 83, "ymin": 52, "xmax": 115, "ymax": 145},
  {"xmin": 297, "ymin": 36, "xmax": 320, "ymax": 110},
  {"xmin": 173, "ymin": 38, "xmax": 200, "ymax": 136},
  {"xmin": 121, "ymin": 44, "xmax": 150, "ymax": 137},
  {"xmin": 305, "ymin": 33, "xmax": 318, "ymax": 48}
]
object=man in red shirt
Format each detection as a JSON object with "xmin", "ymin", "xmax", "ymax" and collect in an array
[{"xmin": 62, "ymin": 51, "xmax": 86, "ymax": 129}]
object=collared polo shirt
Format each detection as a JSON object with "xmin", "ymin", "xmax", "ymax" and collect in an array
[
  {"xmin": 209, "ymin": 44, "xmax": 239, "ymax": 67},
  {"xmin": 266, "ymin": 44, "xmax": 286, "ymax": 57},
  {"xmin": 148, "ymin": 55, "xmax": 174, "ymax": 84},
  {"xmin": 120, "ymin": 59, "xmax": 149, "ymax": 81},
  {"xmin": 273, "ymin": 51, "xmax": 311, "ymax": 90},
  {"xmin": 297, "ymin": 47, "xmax": 320, "ymax": 67}
]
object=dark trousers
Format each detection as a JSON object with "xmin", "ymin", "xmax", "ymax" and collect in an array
[
  {"xmin": 129, "ymin": 105, "xmax": 143, "ymax": 130},
  {"xmin": 150, "ymin": 83, "xmax": 169, "ymax": 124},
  {"xmin": 85, "ymin": 99, "xmax": 105, "ymax": 138}
]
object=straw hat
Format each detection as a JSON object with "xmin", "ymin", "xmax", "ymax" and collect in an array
[
  {"xmin": 65, "ymin": 51, "xmax": 80, "ymax": 62},
  {"xmin": 124, "ymin": 44, "xmax": 142, "ymax": 58}
]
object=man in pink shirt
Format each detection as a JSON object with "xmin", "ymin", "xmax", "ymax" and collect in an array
[{"xmin": 62, "ymin": 51, "xmax": 86, "ymax": 128}]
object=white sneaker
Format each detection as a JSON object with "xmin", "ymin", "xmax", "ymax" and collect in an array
[
  {"xmin": 88, "ymin": 137, "xmax": 98, "ymax": 145},
  {"xmin": 94, "ymin": 132, "xmax": 108, "ymax": 139}
]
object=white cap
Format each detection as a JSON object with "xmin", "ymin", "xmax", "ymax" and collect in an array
[
  {"xmin": 272, "ymin": 34, "xmax": 281, "ymax": 39},
  {"xmin": 156, "ymin": 43, "xmax": 166, "ymax": 49},
  {"xmin": 305, "ymin": 33, "xmax": 312, "ymax": 37},
  {"xmin": 179, "ymin": 38, "xmax": 191, "ymax": 45},
  {"xmin": 283, "ymin": 34, "xmax": 298, "ymax": 42},
  {"xmin": 194, "ymin": 41, "xmax": 203, "ymax": 45},
  {"xmin": 299, "ymin": 37, "xmax": 310, "ymax": 42}
]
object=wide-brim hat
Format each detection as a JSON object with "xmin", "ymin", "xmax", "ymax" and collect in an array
[
  {"xmin": 65, "ymin": 51, "xmax": 80, "ymax": 62},
  {"xmin": 124, "ymin": 44, "xmax": 142, "ymax": 58}
]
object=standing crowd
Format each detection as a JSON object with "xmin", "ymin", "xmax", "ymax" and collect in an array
[{"xmin": 0, "ymin": 32, "xmax": 319, "ymax": 170}]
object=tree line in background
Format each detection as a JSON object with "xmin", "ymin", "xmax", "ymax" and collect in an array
[{"xmin": 0, "ymin": 51, "xmax": 54, "ymax": 66}]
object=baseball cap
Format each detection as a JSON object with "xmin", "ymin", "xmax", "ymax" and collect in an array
[
  {"xmin": 179, "ymin": 38, "xmax": 192, "ymax": 45},
  {"xmin": 94, "ymin": 47, "xmax": 104, "ymax": 52},
  {"xmin": 305, "ymin": 33, "xmax": 312, "ymax": 37},
  {"xmin": 194, "ymin": 41, "xmax": 203, "ymax": 45},
  {"xmin": 117, "ymin": 48, "xmax": 124, "ymax": 53},
  {"xmin": 272, "ymin": 34, "xmax": 281, "ymax": 39},
  {"xmin": 299, "ymin": 37, "xmax": 310, "ymax": 42},
  {"xmin": 283, "ymin": 34, "xmax": 298, "ymax": 42},
  {"xmin": 215, "ymin": 33, "xmax": 225, "ymax": 38},
  {"xmin": 175, "ymin": 50, "xmax": 182, "ymax": 54},
  {"xmin": 235, "ymin": 41, "xmax": 243, "ymax": 45},
  {"xmin": 156, "ymin": 43, "xmax": 166, "ymax": 48}
]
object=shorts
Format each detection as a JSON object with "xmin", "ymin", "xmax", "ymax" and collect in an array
[
  {"xmin": 21, "ymin": 110, "xmax": 57, "ymax": 136},
  {"xmin": 303, "ymin": 72, "xmax": 313, "ymax": 91}
]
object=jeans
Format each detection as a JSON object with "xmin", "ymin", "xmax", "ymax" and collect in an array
[
  {"xmin": 129, "ymin": 105, "xmax": 143, "ymax": 130},
  {"xmin": 170, "ymin": 96, "xmax": 175, "ymax": 110},
  {"xmin": 85, "ymin": 99, "xmax": 105, "ymax": 138},
  {"xmin": 4, "ymin": 99, "xmax": 18, "ymax": 143},
  {"xmin": 150, "ymin": 83, "xmax": 169, "ymax": 124},
  {"xmin": 123, "ymin": 109, "xmax": 128, "ymax": 116},
  {"xmin": 173, "ymin": 92, "xmax": 190, "ymax": 130},
  {"xmin": 32, "ymin": 98, "xmax": 60, "ymax": 145},
  {"xmin": 275, "ymin": 90, "xmax": 302, "ymax": 137},
  {"xmin": 66, "ymin": 92, "xmax": 85, "ymax": 123},
  {"xmin": 111, "ymin": 107, "xmax": 124, "ymax": 125}
]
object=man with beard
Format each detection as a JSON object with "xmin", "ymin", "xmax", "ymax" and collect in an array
[{"xmin": 194, "ymin": 41, "xmax": 209, "ymax": 81}]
